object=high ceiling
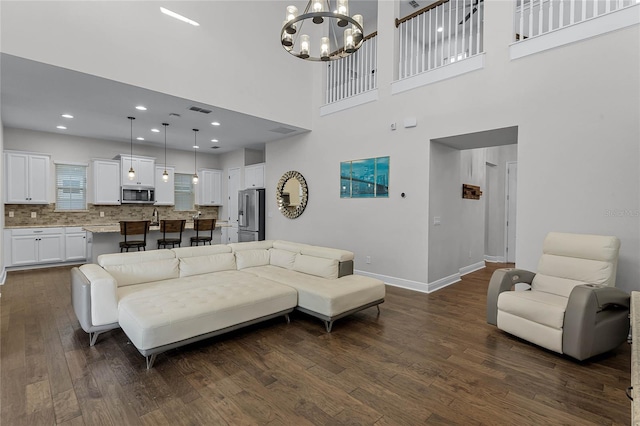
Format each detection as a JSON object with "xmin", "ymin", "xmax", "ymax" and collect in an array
[
  {"xmin": 0, "ymin": 1, "xmax": 427, "ymax": 154},
  {"xmin": 0, "ymin": 54, "xmax": 309, "ymax": 154}
]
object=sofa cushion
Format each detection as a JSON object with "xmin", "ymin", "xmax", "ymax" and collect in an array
[
  {"xmin": 103, "ymin": 258, "xmax": 180, "ymax": 287},
  {"xmin": 273, "ymin": 240, "xmax": 308, "ymax": 253},
  {"xmin": 269, "ymin": 248, "xmax": 297, "ymax": 270},
  {"xmin": 172, "ymin": 245, "xmax": 232, "ymax": 259},
  {"xmin": 229, "ymin": 240, "xmax": 274, "ymax": 252},
  {"xmin": 293, "ymin": 254, "xmax": 339, "ymax": 280},
  {"xmin": 497, "ymin": 290, "xmax": 568, "ymax": 329},
  {"xmin": 236, "ymin": 249, "xmax": 270, "ymax": 270},
  {"xmin": 301, "ymin": 246, "xmax": 354, "ymax": 262},
  {"xmin": 98, "ymin": 249, "xmax": 175, "ymax": 267},
  {"xmin": 244, "ymin": 266, "xmax": 385, "ymax": 317},
  {"xmin": 117, "ymin": 271, "xmax": 298, "ymax": 351},
  {"xmin": 532, "ymin": 254, "xmax": 614, "ymax": 297},
  {"xmin": 179, "ymin": 253, "xmax": 237, "ymax": 277}
]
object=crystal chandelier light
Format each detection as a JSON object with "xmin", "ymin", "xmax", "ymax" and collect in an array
[
  {"xmin": 127, "ymin": 116, "xmax": 136, "ymax": 180},
  {"xmin": 281, "ymin": 0, "xmax": 364, "ymax": 61},
  {"xmin": 162, "ymin": 122, "xmax": 169, "ymax": 183},
  {"xmin": 192, "ymin": 129, "xmax": 199, "ymax": 185}
]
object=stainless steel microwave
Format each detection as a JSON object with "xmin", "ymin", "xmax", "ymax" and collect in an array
[{"xmin": 121, "ymin": 187, "xmax": 155, "ymax": 204}]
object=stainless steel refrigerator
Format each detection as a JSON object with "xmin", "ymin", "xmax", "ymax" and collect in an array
[{"xmin": 238, "ymin": 188, "xmax": 265, "ymax": 242}]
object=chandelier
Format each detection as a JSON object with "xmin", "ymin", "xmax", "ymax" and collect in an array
[{"xmin": 281, "ymin": 0, "xmax": 364, "ymax": 61}]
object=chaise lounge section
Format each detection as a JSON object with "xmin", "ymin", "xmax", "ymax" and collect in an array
[{"xmin": 71, "ymin": 240, "xmax": 385, "ymax": 368}]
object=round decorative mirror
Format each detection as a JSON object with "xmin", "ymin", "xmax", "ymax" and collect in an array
[{"xmin": 276, "ymin": 171, "xmax": 308, "ymax": 219}]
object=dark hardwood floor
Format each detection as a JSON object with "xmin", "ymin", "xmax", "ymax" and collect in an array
[{"xmin": 0, "ymin": 262, "xmax": 631, "ymax": 425}]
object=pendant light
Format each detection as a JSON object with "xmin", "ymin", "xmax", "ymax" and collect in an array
[
  {"xmin": 192, "ymin": 129, "xmax": 199, "ymax": 185},
  {"xmin": 127, "ymin": 117, "xmax": 136, "ymax": 180},
  {"xmin": 162, "ymin": 123, "xmax": 170, "ymax": 182}
]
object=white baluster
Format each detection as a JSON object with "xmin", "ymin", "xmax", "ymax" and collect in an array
[
  {"xmin": 520, "ymin": 0, "xmax": 525, "ymax": 40},
  {"xmin": 582, "ymin": 0, "xmax": 587, "ymax": 21},
  {"xmin": 427, "ymin": 9, "xmax": 432, "ymax": 70},
  {"xmin": 469, "ymin": 0, "xmax": 474, "ymax": 56},
  {"xmin": 462, "ymin": 0, "xmax": 466, "ymax": 61},
  {"xmin": 559, "ymin": 0, "xmax": 564, "ymax": 29},
  {"xmin": 539, "ymin": 0, "xmax": 544, "ymax": 34},
  {"xmin": 529, "ymin": 0, "xmax": 535, "ymax": 36},
  {"xmin": 447, "ymin": 1, "xmax": 452, "ymax": 65},
  {"xmin": 570, "ymin": 0, "xmax": 575, "ymax": 24},
  {"xmin": 476, "ymin": 0, "xmax": 481, "ymax": 54}
]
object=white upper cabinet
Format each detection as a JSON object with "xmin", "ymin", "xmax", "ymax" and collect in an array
[
  {"xmin": 93, "ymin": 160, "xmax": 121, "ymax": 205},
  {"xmin": 244, "ymin": 163, "xmax": 265, "ymax": 189},
  {"xmin": 196, "ymin": 169, "xmax": 223, "ymax": 206},
  {"xmin": 154, "ymin": 166, "xmax": 175, "ymax": 205},
  {"xmin": 119, "ymin": 155, "xmax": 155, "ymax": 187},
  {"xmin": 5, "ymin": 152, "xmax": 50, "ymax": 204}
]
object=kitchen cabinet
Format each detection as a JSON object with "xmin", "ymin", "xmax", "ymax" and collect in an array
[
  {"xmin": 93, "ymin": 160, "xmax": 121, "ymax": 205},
  {"xmin": 5, "ymin": 152, "xmax": 50, "ymax": 204},
  {"xmin": 65, "ymin": 227, "xmax": 87, "ymax": 261},
  {"xmin": 154, "ymin": 166, "xmax": 175, "ymax": 205},
  {"xmin": 244, "ymin": 163, "xmax": 265, "ymax": 189},
  {"xmin": 196, "ymin": 169, "xmax": 223, "ymax": 206},
  {"xmin": 8, "ymin": 227, "xmax": 65, "ymax": 266},
  {"xmin": 119, "ymin": 155, "xmax": 155, "ymax": 187}
]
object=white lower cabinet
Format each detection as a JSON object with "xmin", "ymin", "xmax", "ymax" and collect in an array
[{"xmin": 5, "ymin": 227, "xmax": 87, "ymax": 267}]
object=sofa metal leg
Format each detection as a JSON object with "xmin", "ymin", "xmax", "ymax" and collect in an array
[
  {"xmin": 325, "ymin": 320, "xmax": 334, "ymax": 333},
  {"xmin": 89, "ymin": 331, "xmax": 101, "ymax": 347},
  {"xmin": 285, "ymin": 313, "xmax": 290, "ymax": 324},
  {"xmin": 146, "ymin": 354, "xmax": 157, "ymax": 370},
  {"xmin": 376, "ymin": 305, "xmax": 381, "ymax": 315}
]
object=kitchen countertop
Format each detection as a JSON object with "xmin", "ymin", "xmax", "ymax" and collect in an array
[{"xmin": 5, "ymin": 221, "xmax": 229, "ymax": 232}]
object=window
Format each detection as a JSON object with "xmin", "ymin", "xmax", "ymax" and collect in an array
[
  {"xmin": 174, "ymin": 173, "xmax": 195, "ymax": 211},
  {"xmin": 56, "ymin": 163, "xmax": 87, "ymax": 210}
]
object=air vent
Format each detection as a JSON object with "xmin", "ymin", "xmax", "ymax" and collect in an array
[
  {"xmin": 210, "ymin": 146, "xmax": 220, "ymax": 149},
  {"xmin": 409, "ymin": 0, "xmax": 420, "ymax": 8},
  {"xmin": 188, "ymin": 106, "xmax": 212, "ymax": 114},
  {"xmin": 169, "ymin": 113, "xmax": 181, "ymax": 117},
  {"xmin": 269, "ymin": 126, "xmax": 296, "ymax": 135}
]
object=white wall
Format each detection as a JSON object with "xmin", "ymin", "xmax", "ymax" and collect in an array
[
  {"xmin": 0, "ymin": 1, "xmax": 313, "ymax": 130},
  {"xmin": 3, "ymin": 127, "xmax": 221, "ymax": 204},
  {"xmin": 266, "ymin": 1, "xmax": 640, "ymax": 293}
]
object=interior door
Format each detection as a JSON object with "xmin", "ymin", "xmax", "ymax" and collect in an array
[
  {"xmin": 506, "ymin": 162, "xmax": 517, "ymax": 263},
  {"xmin": 227, "ymin": 167, "xmax": 240, "ymax": 243}
]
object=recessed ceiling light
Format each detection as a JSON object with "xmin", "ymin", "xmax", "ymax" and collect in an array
[
  {"xmin": 211, "ymin": 121, "xmax": 221, "ymax": 126},
  {"xmin": 135, "ymin": 105, "xmax": 147, "ymax": 111},
  {"xmin": 211, "ymin": 139, "xmax": 219, "ymax": 143},
  {"xmin": 193, "ymin": 145, "xmax": 200, "ymax": 149},
  {"xmin": 136, "ymin": 137, "xmax": 145, "ymax": 141},
  {"xmin": 160, "ymin": 7, "xmax": 200, "ymax": 26},
  {"xmin": 61, "ymin": 114, "xmax": 74, "ymax": 119},
  {"xmin": 151, "ymin": 128, "xmax": 160, "ymax": 133},
  {"xmin": 437, "ymin": 27, "xmax": 443, "ymax": 32},
  {"xmin": 56, "ymin": 125, "xmax": 67, "ymax": 130}
]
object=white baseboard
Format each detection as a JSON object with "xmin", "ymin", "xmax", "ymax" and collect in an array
[
  {"xmin": 484, "ymin": 255, "xmax": 506, "ymax": 263},
  {"xmin": 460, "ymin": 261, "xmax": 486, "ymax": 276},
  {"xmin": 355, "ymin": 269, "xmax": 430, "ymax": 294},
  {"xmin": 427, "ymin": 273, "xmax": 461, "ymax": 292}
]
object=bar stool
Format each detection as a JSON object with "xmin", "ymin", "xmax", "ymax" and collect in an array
[
  {"xmin": 190, "ymin": 218, "xmax": 216, "ymax": 246},
  {"xmin": 119, "ymin": 221, "xmax": 150, "ymax": 252},
  {"xmin": 157, "ymin": 219, "xmax": 186, "ymax": 249}
]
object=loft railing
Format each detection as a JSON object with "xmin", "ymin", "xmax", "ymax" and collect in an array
[
  {"xmin": 515, "ymin": 0, "xmax": 637, "ymax": 40},
  {"xmin": 325, "ymin": 33, "xmax": 378, "ymax": 104},
  {"xmin": 396, "ymin": 0, "xmax": 484, "ymax": 80}
]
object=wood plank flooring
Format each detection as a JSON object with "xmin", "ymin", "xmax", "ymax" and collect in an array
[{"xmin": 0, "ymin": 263, "xmax": 631, "ymax": 425}]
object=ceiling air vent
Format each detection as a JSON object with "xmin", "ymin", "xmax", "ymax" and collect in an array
[
  {"xmin": 188, "ymin": 106, "xmax": 212, "ymax": 114},
  {"xmin": 210, "ymin": 146, "xmax": 220, "ymax": 149},
  {"xmin": 169, "ymin": 113, "xmax": 181, "ymax": 118},
  {"xmin": 409, "ymin": 0, "xmax": 420, "ymax": 8},
  {"xmin": 269, "ymin": 126, "xmax": 296, "ymax": 135}
]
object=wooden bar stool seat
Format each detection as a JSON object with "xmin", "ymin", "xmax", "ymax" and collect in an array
[
  {"xmin": 190, "ymin": 218, "xmax": 216, "ymax": 246},
  {"xmin": 157, "ymin": 219, "xmax": 186, "ymax": 249},
  {"xmin": 119, "ymin": 221, "xmax": 150, "ymax": 252}
]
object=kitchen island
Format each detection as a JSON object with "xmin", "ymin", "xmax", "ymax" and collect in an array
[{"xmin": 83, "ymin": 221, "xmax": 229, "ymax": 263}]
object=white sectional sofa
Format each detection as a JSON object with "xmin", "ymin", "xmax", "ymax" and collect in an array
[{"xmin": 71, "ymin": 240, "xmax": 385, "ymax": 368}]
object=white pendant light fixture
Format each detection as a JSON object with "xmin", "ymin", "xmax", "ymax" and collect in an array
[
  {"xmin": 162, "ymin": 122, "xmax": 170, "ymax": 183},
  {"xmin": 192, "ymin": 129, "xmax": 199, "ymax": 185},
  {"xmin": 127, "ymin": 116, "xmax": 136, "ymax": 181},
  {"xmin": 281, "ymin": 0, "xmax": 364, "ymax": 61}
]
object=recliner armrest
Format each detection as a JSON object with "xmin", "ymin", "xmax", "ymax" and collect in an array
[
  {"xmin": 486, "ymin": 268, "xmax": 536, "ymax": 325},
  {"xmin": 563, "ymin": 285, "xmax": 630, "ymax": 360}
]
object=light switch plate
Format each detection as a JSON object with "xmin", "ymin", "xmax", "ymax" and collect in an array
[
  {"xmin": 31, "ymin": 212, "xmax": 37, "ymax": 218},
  {"xmin": 100, "ymin": 212, "xmax": 105, "ymax": 217},
  {"xmin": 433, "ymin": 216, "xmax": 441, "ymax": 226},
  {"xmin": 8, "ymin": 211, "xmax": 14, "ymax": 218}
]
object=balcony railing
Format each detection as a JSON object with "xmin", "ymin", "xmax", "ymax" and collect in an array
[
  {"xmin": 325, "ymin": 33, "xmax": 378, "ymax": 105},
  {"xmin": 396, "ymin": 0, "xmax": 484, "ymax": 80},
  {"xmin": 515, "ymin": 0, "xmax": 638, "ymax": 40}
]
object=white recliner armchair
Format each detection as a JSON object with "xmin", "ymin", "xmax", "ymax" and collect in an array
[{"xmin": 487, "ymin": 232, "xmax": 630, "ymax": 361}]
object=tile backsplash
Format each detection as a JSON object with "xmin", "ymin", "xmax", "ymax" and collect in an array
[{"xmin": 5, "ymin": 204, "xmax": 219, "ymax": 227}]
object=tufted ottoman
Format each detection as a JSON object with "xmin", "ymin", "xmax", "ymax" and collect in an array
[{"xmin": 117, "ymin": 270, "xmax": 297, "ymax": 368}]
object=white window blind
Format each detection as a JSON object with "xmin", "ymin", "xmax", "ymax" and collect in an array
[
  {"xmin": 56, "ymin": 164, "xmax": 87, "ymax": 210},
  {"xmin": 174, "ymin": 173, "xmax": 195, "ymax": 211}
]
